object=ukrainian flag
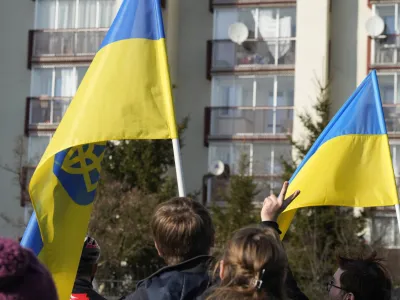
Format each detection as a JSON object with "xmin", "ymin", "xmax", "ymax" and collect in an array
[
  {"xmin": 21, "ymin": 0, "xmax": 177, "ymax": 298},
  {"xmin": 279, "ymin": 70, "xmax": 399, "ymax": 237}
]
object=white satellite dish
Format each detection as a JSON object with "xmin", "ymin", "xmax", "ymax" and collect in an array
[
  {"xmin": 228, "ymin": 22, "xmax": 249, "ymax": 45},
  {"xmin": 365, "ymin": 15, "xmax": 385, "ymax": 37},
  {"xmin": 209, "ymin": 160, "xmax": 225, "ymax": 176}
]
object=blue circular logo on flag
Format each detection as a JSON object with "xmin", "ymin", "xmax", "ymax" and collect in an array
[{"xmin": 53, "ymin": 143, "xmax": 106, "ymax": 206}]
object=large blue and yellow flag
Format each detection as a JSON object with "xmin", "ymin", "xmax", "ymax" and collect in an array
[
  {"xmin": 279, "ymin": 70, "xmax": 399, "ymax": 237},
  {"xmin": 21, "ymin": 0, "xmax": 177, "ymax": 298}
]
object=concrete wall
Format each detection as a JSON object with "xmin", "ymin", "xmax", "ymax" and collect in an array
[
  {"xmin": 292, "ymin": 0, "xmax": 330, "ymax": 148},
  {"xmin": 0, "ymin": 1, "xmax": 35, "ymax": 238},
  {"xmin": 174, "ymin": 0, "xmax": 213, "ymax": 196},
  {"xmin": 330, "ymin": 0, "xmax": 371, "ymax": 115}
]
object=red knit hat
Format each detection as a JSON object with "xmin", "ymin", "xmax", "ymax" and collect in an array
[{"xmin": 0, "ymin": 237, "xmax": 58, "ymax": 300}]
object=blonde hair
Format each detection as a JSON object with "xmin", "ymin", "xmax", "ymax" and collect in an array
[{"xmin": 207, "ymin": 226, "xmax": 287, "ymax": 300}]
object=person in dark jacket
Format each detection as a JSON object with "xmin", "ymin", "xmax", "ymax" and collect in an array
[
  {"xmin": 121, "ymin": 197, "xmax": 215, "ymax": 300},
  {"xmin": 71, "ymin": 236, "xmax": 107, "ymax": 300}
]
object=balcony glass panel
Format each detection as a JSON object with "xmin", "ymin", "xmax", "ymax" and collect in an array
[{"xmin": 209, "ymin": 107, "xmax": 293, "ymax": 136}]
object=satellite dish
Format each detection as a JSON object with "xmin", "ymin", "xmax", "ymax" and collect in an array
[
  {"xmin": 228, "ymin": 22, "xmax": 249, "ymax": 45},
  {"xmin": 209, "ymin": 160, "xmax": 225, "ymax": 176},
  {"xmin": 365, "ymin": 15, "xmax": 385, "ymax": 37}
]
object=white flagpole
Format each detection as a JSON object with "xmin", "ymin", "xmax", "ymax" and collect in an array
[
  {"xmin": 395, "ymin": 204, "xmax": 400, "ymax": 234},
  {"xmin": 172, "ymin": 138, "xmax": 186, "ymax": 197}
]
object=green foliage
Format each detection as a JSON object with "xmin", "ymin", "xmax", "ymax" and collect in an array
[
  {"xmin": 211, "ymin": 155, "xmax": 260, "ymax": 252},
  {"xmin": 102, "ymin": 117, "xmax": 189, "ymax": 193},
  {"xmin": 89, "ymin": 117, "xmax": 190, "ymax": 294}
]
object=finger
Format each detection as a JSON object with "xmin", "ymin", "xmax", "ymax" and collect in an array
[
  {"xmin": 281, "ymin": 190, "xmax": 300, "ymax": 211},
  {"xmin": 278, "ymin": 181, "xmax": 289, "ymax": 203}
]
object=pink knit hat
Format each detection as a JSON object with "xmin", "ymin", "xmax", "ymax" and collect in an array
[{"xmin": 0, "ymin": 237, "xmax": 58, "ymax": 300}]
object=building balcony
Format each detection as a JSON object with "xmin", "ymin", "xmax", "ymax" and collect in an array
[
  {"xmin": 28, "ymin": 28, "xmax": 107, "ymax": 68},
  {"xmin": 204, "ymin": 106, "xmax": 293, "ymax": 145},
  {"xmin": 207, "ymin": 39, "xmax": 295, "ymax": 77},
  {"xmin": 25, "ymin": 97, "xmax": 71, "ymax": 135},
  {"xmin": 370, "ymin": 35, "xmax": 400, "ymax": 69},
  {"xmin": 209, "ymin": 0, "xmax": 296, "ymax": 11},
  {"xmin": 383, "ymin": 104, "xmax": 400, "ymax": 136}
]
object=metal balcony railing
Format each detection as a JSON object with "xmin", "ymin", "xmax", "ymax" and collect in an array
[
  {"xmin": 28, "ymin": 29, "xmax": 107, "ymax": 66},
  {"xmin": 25, "ymin": 97, "xmax": 71, "ymax": 134},
  {"xmin": 204, "ymin": 106, "xmax": 293, "ymax": 144},
  {"xmin": 370, "ymin": 35, "xmax": 400, "ymax": 67},
  {"xmin": 208, "ymin": 39, "xmax": 295, "ymax": 74}
]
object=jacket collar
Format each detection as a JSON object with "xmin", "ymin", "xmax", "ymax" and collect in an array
[{"xmin": 137, "ymin": 255, "xmax": 213, "ymax": 287}]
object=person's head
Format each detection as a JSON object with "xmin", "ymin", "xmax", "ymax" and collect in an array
[
  {"xmin": 0, "ymin": 237, "xmax": 58, "ymax": 300},
  {"xmin": 151, "ymin": 197, "xmax": 215, "ymax": 265},
  {"xmin": 76, "ymin": 236, "xmax": 101, "ymax": 282},
  {"xmin": 328, "ymin": 251, "xmax": 392, "ymax": 300},
  {"xmin": 207, "ymin": 226, "xmax": 288, "ymax": 300}
]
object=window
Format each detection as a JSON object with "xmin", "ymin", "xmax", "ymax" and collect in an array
[
  {"xmin": 208, "ymin": 142, "xmax": 291, "ymax": 177},
  {"xmin": 372, "ymin": 5, "xmax": 400, "ymax": 65},
  {"xmin": 28, "ymin": 135, "xmax": 52, "ymax": 165},
  {"xmin": 210, "ymin": 75, "xmax": 294, "ymax": 136},
  {"xmin": 390, "ymin": 143, "xmax": 400, "ymax": 181},
  {"xmin": 212, "ymin": 7, "xmax": 296, "ymax": 68},
  {"xmin": 372, "ymin": 216, "xmax": 400, "ymax": 248},
  {"xmin": 35, "ymin": 0, "xmax": 117, "ymax": 29},
  {"xmin": 377, "ymin": 73, "xmax": 400, "ymax": 132},
  {"xmin": 376, "ymin": 5, "xmax": 398, "ymax": 35},
  {"xmin": 214, "ymin": 7, "xmax": 296, "ymax": 39},
  {"xmin": 31, "ymin": 66, "xmax": 88, "ymax": 97}
]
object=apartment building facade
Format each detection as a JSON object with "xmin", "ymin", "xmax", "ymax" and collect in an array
[{"xmin": 0, "ymin": 1, "xmax": 399, "ymax": 268}]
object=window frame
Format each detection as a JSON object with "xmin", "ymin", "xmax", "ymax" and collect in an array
[{"xmin": 34, "ymin": 0, "xmax": 117, "ymax": 29}]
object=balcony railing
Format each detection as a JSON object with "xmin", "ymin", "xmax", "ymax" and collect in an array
[
  {"xmin": 208, "ymin": 39, "xmax": 295, "ymax": 75},
  {"xmin": 25, "ymin": 97, "xmax": 71, "ymax": 134},
  {"xmin": 383, "ymin": 104, "xmax": 400, "ymax": 134},
  {"xmin": 210, "ymin": 0, "xmax": 296, "ymax": 11},
  {"xmin": 370, "ymin": 35, "xmax": 400, "ymax": 68},
  {"xmin": 204, "ymin": 106, "xmax": 293, "ymax": 145},
  {"xmin": 28, "ymin": 29, "xmax": 107, "ymax": 67}
]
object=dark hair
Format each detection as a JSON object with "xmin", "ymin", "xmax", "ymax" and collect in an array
[
  {"xmin": 337, "ymin": 251, "xmax": 392, "ymax": 300},
  {"xmin": 207, "ymin": 227, "xmax": 288, "ymax": 300},
  {"xmin": 151, "ymin": 197, "xmax": 215, "ymax": 265}
]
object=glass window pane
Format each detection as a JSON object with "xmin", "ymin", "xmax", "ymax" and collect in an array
[
  {"xmin": 252, "ymin": 143, "xmax": 272, "ymax": 175},
  {"xmin": 214, "ymin": 8, "xmax": 256, "ymax": 39},
  {"xmin": 212, "ymin": 77, "xmax": 253, "ymax": 107},
  {"xmin": 279, "ymin": 8, "xmax": 296, "ymax": 37},
  {"xmin": 256, "ymin": 77, "xmax": 275, "ymax": 106},
  {"xmin": 376, "ymin": 5, "xmax": 396, "ymax": 34},
  {"xmin": 378, "ymin": 74, "xmax": 395, "ymax": 104},
  {"xmin": 258, "ymin": 8, "xmax": 278, "ymax": 39},
  {"xmin": 36, "ymin": 0, "xmax": 56, "ymax": 28},
  {"xmin": 58, "ymin": 0, "xmax": 76, "ymax": 29},
  {"xmin": 391, "ymin": 145, "xmax": 400, "ymax": 177},
  {"xmin": 77, "ymin": 67, "xmax": 89, "ymax": 88},
  {"xmin": 32, "ymin": 68, "xmax": 53, "ymax": 96},
  {"xmin": 54, "ymin": 68, "xmax": 75, "ymax": 97},
  {"xmin": 277, "ymin": 76, "xmax": 295, "ymax": 106},
  {"xmin": 214, "ymin": 9, "xmax": 237, "ymax": 39},
  {"xmin": 238, "ymin": 9, "xmax": 256, "ymax": 39},
  {"xmin": 53, "ymin": 99, "xmax": 71, "ymax": 123},
  {"xmin": 99, "ymin": 0, "xmax": 117, "ymax": 28},
  {"xmin": 272, "ymin": 143, "xmax": 291, "ymax": 174},
  {"xmin": 30, "ymin": 100, "xmax": 51, "ymax": 124},
  {"xmin": 78, "ymin": 0, "xmax": 97, "ymax": 28}
]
